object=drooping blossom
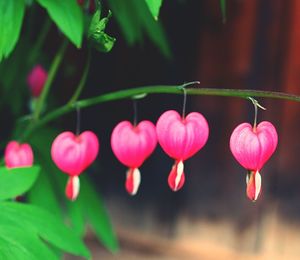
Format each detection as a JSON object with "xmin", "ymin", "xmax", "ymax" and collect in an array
[
  {"xmin": 51, "ymin": 131, "xmax": 99, "ymax": 200},
  {"xmin": 156, "ymin": 110, "xmax": 209, "ymax": 191},
  {"xmin": 111, "ymin": 120, "xmax": 157, "ymax": 195},
  {"xmin": 230, "ymin": 121, "xmax": 278, "ymax": 201},
  {"xmin": 4, "ymin": 141, "xmax": 34, "ymax": 168},
  {"xmin": 27, "ymin": 65, "xmax": 47, "ymax": 98}
]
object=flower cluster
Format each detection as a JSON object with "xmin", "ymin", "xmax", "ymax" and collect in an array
[
  {"xmin": 111, "ymin": 107, "xmax": 277, "ymax": 201},
  {"xmin": 5, "ymin": 73, "xmax": 278, "ymax": 202},
  {"xmin": 111, "ymin": 109, "xmax": 209, "ymax": 195},
  {"xmin": 3, "ymin": 104, "xmax": 278, "ymax": 202}
]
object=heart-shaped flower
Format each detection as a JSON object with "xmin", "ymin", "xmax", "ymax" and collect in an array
[
  {"xmin": 51, "ymin": 131, "xmax": 99, "ymax": 200},
  {"xmin": 4, "ymin": 141, "xmax": 34, "ymax": 168},
  {"xmin": 230, "ymin": 121, "xmax": 278, "ymax": 201},
  {"xmin": 156, "ymin": 110, "xmax": 209, "ymax": 191},
  {"xmin": 111, "ymin": 120, "xmax": 157, "ymax": 195}
]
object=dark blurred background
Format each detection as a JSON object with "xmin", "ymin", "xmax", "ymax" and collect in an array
[{"xmin": 29, "ymin": 0, "xmax": 300, "ymax": 259}]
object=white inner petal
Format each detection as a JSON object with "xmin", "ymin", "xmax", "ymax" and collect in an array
[
  {"xmin": 175, "ymin": 161, "xmax": 184, "ymax": 190},
  {"xmin": 131, "ymin": 168, "xmax": 141, "ymax": 196},
  {"xmin": 72, "ymin": 176, "xmax": 80, "ymax": 200},
  {"xmin": 254, "ymin": 171, "xmax": 262, "ymax": 201}
]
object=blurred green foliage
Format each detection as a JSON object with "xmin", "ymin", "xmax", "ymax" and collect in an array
[
  {"xmin": 0, "ymin": 0, "xmax": 25, "ymax": 62},
  {"xmin": 0, "ymin": 166, "xmax": 40, "ymax": 200},
  {"xmin": 35, "ymin": 0, "xmax": 84, "ymax": 47},
  {"xmin": 145, "ymin": 0, "xmax": 163, "ymax": 20},
  {"xmin": 0, "ymin": 166, "xmax": 90, "ymax": 259},
  {"xmin": 0, "ymin": 0, "xmax": 170, "ymax": 258}
]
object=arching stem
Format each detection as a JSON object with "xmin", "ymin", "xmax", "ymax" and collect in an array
[
  {"xmin": 21, "ymin": 83, "xmax": 300, "ymax": 140},
  {"xmin": 68, "ymin": 49, "xmax": 91, "ymax": 104}
]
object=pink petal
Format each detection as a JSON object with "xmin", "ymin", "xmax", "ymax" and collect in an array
[
  {"xmin": 156, "ymin": 110, "xmax": 209, "ymax": 161},
  {"xmin": 4, "ymin": 141, "xmax": 34, "ymax": 168},
  {"xmin": 230, "ymin": 121, "xmax": 278, "ymax": 170},
  {"xmin": 111, "ymin": 120, "xmax": 157, "ymax": 168},
  {"xmin": 51, "ymin": 131, "xmax": 99, "ymax": 176}
]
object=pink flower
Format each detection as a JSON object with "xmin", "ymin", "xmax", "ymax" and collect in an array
[
  {"xmin": 51, "ymin": 131, "xmax": 99, "ymax": 200},
  {"xmin": 27, "ymin": 65, "xmax": 47, "ymax": 98},
  {"xmin": 230, "ymin": 121, "xmax": 278, "ymax": 201},
  {"xmin": 4, "ymin": 141, "xmax": 34, "ymax": 168},
  {"xmin": 156, "ymin": 110, "xmax": 209, "ymax": 191},
  {"xmin": 111, "ymin": 120, "xmax": 157, "ymax": 195}
]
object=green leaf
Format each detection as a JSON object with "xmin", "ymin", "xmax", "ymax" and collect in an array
[
  {"xmin": 67, "ymin": 197, "xmax": 86, "ymax": 236},
  {"xmin": 0, "ymin": 0, "xmax": 25, "ymax": 62},
  {"xmin": 28, "ymin": 167, "xmax": 62, "ymax": 218},
  {"xmin": 0, "ymin": 202, "xmax": 91, "ymax": 259},
  {"xmin": 92, "ymin": 32, "xmax": 116, "ymax": 52},
  {"xmin": 220, "ymin": 0, "xmax": 226, "ymax": 23},
  {"xmin": 80, "ymin": 176, "xmax": 119, "ymax": 252},
  {"xmin": 88, "ymin": 10, "xmax": 116, "ymax": 52},
  {"xmin": 35, "ymin": 0, "xmax": 84, "ymax": 48},
  {"xmin": 107, "ymin": 0, "xmax": 171, "ymax": 58},
  {"xmin": 0, "ymin": 166, "xmax": 40, "ymax": 200},
  {"xmin": 145, "ymin": 0, "xmax": 163, "ymax": 20},
  {"xmin": 0, "ymin": 225, "xmax": 59, "ymax": 260}
]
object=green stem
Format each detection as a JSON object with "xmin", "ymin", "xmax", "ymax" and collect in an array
[
  {"xmin": 68, "ymin": 49, "xmax": 91, "ymax": 104},
  {"xmin": 220, "ymin": 0, "xmax": 226, "ymax": 24},
  {"xmin": 22, "ymin": 84, "xmax": 300, "ymax": 140},
  {"xmin": 33, "ymin": 40, "xmax": 68, "ymax": 121},
  {"xmin": 253, "ymin": 101, "xmax": 258, "ymax": 129},
  {"xmin": 28, "ymin": 18, "xmax": 51, "ymax": 65}
]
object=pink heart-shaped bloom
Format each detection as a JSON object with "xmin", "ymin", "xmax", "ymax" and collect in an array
[
  {"xmin": 5, "ymin": 141, "xmax": 34, "ymax": 168},
  {"xmin": 111, "ymin": 120, "xmax": 157, "ymax": 168},
  {"xmin": 230, "ymin": 121, "xmax": 278, "ymax": 171},
  {"xmin": 51, "ymin": 131, "xmax": 99, "ymax": 176},
  {"xmin": 156, "ymin": 110, "xmax": 209, "ymax": 161},
  {"xmin": 27, "ymin": 65, "xmax": 48, "ymax": 98},
  {"xmin": 111, "ymin": 120, "xmax": 157, "ymax": 195},
  {"xmin": 156, "ymin": 110, "xmax": 209, "ymax": 191}
]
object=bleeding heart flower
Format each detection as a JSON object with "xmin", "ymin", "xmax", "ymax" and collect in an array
[
  {"xmin": 111, "ymin": 120, "xmax": 157, "ymax": 195},
  {"xmin": 51, "ymin": 131, "xmax": 99, "ymax": 200},
  {"xmin": 230, "ymin": 121, "xmax": 278, "ymax": 201},
  {"xmin": 156, "ymin": 110, "xmax": 209, "ymax": 191},
  {"xmin": 4, "ymin": 141, "xmax": 34, "ymax": 168},
  {"xmin": 27, "ymin": 65, "xmax": 48, "ymax": 98}
]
